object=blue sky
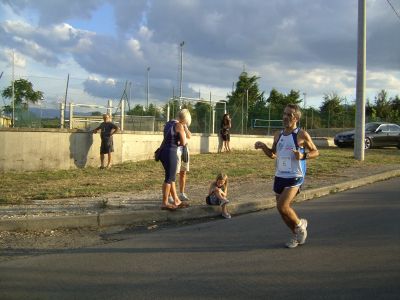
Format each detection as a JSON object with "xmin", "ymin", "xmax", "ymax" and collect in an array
[
  {"xmin": 67, "ymin": 2, "xmax": 116, "ymax": 37},
  {"xmin": 0, "ymin": 0, "xmax": 399, "ymax": 112}
]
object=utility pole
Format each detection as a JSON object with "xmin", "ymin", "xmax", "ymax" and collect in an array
[
  {"xmin": 241, "ymin": 92, "xmax": 244, "ymax": 135},
  {"xmin": 354, "ymin": 0, "xmax": 366, "ymax": 161},
  {"xmin": 303, "ymin": 92, "xmax": 307, "ymax": 130},
  {"xmin": 246, "ymin": 89, "xmax": 249, "ymax": 134},
  {"xmin": 146, "ymin": 67, "xmax": 150, "ymax": 109},
  {"xmin": 179, "ymin": 41, "xmax": 184, "ymax": 109},
  {"xmin": 11, "ymin": 50, "xmax": 15, "ymax": 127},
  {"xmin": 64, "ymin": 73, "xmax": 70, "ymax": 126},
  {"xmin": 268, "ymin": 98, "xmax": 271, "ymax": 136}
]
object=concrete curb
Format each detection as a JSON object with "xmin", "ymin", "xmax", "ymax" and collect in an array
[{"xmin": 1, "ymin": 169, "xmax": 399, "ymax": 232}]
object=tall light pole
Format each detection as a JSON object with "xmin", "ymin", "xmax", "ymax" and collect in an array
[
  {"xmin": 303, "ymin": 92, "xmax": 307, "ymax": 130},
  {"xmin": 179, "ymin": 41, "xmax": 184, "ymax": 108},
  {"xmin": 246, "ymin": 89, "xmax": 249, "ymax": 134},
  {"xmin": 354, "ymin": 0, "xmax": 366, "ymax": 161},
  {"xmin": 12, "ymin": 50, "xmax": 15, "ymax": 128},
  {"xmin": 241, "ymin": 92, "xmax": 244, "ymax": 135},
  {"xmin": 268, "ymin": 98, "xmax": 271, "ymax": 136},
  {"xmin": 146, "ymin": 67, "xmax": 150, "ymax": 109}
]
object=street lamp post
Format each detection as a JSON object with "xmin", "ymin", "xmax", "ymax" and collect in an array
[
  {"xmin": 179, "ymin": 41, "xmax": 185, "ymax": 109},
  {"xmin": 12, "ymin": 50, "xmax": 15, "ymax": 127},
  {"xmin": 268, "ymin": 99, "xmax": 271, "ymax": 136},
  {"xmin": 146, "ymin": 67, "xmax": 150, "ymax": 109},
  {"xmin": 246, "ymin": 89, "xmax": 249, "ymax": 134},
  {"xmin": 40, "ymin": 97, "xmax": 45, "ymax": 128},
  {"xmin": 303, "ymin": 92, "xmax": 307, "ymax": 130}
]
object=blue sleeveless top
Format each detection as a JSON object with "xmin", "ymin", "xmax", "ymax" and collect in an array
[
  {"xmin": 163, "ymin": 120, "xmax": 180, "ymax": 147},
  {"xmin": 275, "ymin": 128, "xmax": 306, "ymax": 178}
]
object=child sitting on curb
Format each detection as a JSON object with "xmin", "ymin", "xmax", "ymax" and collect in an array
[{"xmin": 206, "ymin": 173, "xmax": 231, "ymax": 219}]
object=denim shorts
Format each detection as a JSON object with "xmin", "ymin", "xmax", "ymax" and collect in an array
[
  {"xmin": 206, "ymin": 194, "xmax": 220, "ymax": 205},
  {"xmin": 273, "ymin": 176, "xmax": 304, "ymax": 195}
]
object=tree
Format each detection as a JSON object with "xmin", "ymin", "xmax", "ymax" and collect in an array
[
  {"xmin": 374, "ymin": 90, "xmax": 391, "ymax": 121},
  {"xmin": 145, "ymin": 103, "xmax": 161, "ymax": 118},
  {"xmin": 127, "ymin": 104, "xmax": 146, "ymax": 116},
  {"xmin": 227, "ymin": 71, "xmax": 265, "ymax": 132},
  {"xmin": 319, "ymin": 92, "xmax": 344, "ymax": 128},
  {"xmin": 1, "ymin": 78, "xmax": 44, "ymax": 110},
  {"xmin": 389, "ymin": 95, "xmax": 400, "ymax": 123},
  {"xmin": 365, "ymin": 99, "xmax": 376, "ymax": 122},
  {"xmin": 193, "ymin": 101, "xmax": 212, "ymax": 133},
  {"xmin": 267, "ymin": 89, "xmax": 302, "ymax": 116}
]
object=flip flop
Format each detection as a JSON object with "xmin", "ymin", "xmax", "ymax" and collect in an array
[
  {"xmin": 161, "ymin": 205, "xmax": 177, "ymax": 211},
  {"xmin": 177, "ymin": 202, "xmax": 189, "ymax": 208}
]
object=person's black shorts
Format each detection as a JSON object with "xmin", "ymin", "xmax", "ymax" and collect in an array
[
  {"xmin": 100, "ymin": 138, "xmax": 114, "ymax": 154},
  {"xmin": 273, "ymin": 176, "xmax": 304, "ymax": 195}
]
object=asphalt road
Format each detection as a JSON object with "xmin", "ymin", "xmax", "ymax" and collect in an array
[{"xmin": 1, "ymin": 177, "xmax": 399, "ymax": 300}]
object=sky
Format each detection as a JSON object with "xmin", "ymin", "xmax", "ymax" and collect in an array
[{"xmin": 0, "ymin": 0, "xmax": 399, "ymax": 113}]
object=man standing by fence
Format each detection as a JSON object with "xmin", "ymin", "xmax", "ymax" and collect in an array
[{"xmin": 93, "ymin": 113, "xmax": 119, "ymax": 169}]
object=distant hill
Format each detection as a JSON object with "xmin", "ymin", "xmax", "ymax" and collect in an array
[
  {"xmin": 29, "ymin": 107, "xmax": 60, "ymax": 118},
  {"xmin": 29, "ymin": 107, "xmax": 95, "ymax": 118}
]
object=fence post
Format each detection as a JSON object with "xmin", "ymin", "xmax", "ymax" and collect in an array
[
  {"xmin": 120, "ymin": 100, "xmax": 124, "ymax": 131},
  {"xmin": 107, "ymin": 100, "xmax": 112, "ymax": 116},
  {"xmin": 60, "ymin": 103, "xmax": 65, "ymax": 128},
  {"xmin": 167, "ymin": 103, "xmax": 170, "ymax": 122},
  {"xmin": 212, "ymin": 106, "xmax": 216, "ymax": 135},
  {"xmin": 69, "ymin": 102, "xmax": 74, "ymax": 129}
]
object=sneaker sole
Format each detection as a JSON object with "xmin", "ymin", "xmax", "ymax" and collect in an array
[
  {"xmin": 298, "ymin": 221, "xmax": 308, "ymax": 245},
  {"xmin": 285, "ymin": 243, "xmax": 299, "ymax": 249}
]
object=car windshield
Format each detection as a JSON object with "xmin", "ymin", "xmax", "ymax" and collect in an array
[{"xmin": 365, "ymin": 123, "xmax": 380, "ymax": 131}]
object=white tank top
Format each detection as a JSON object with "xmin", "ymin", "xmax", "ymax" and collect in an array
[{"xmin": 275, "ymin": 128, "xmax": 306, "ymax": 178}]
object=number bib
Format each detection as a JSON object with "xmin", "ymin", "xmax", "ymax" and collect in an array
[{"xmin": 277, "ymin": 157, "xmax": 292, "ymax": 173}]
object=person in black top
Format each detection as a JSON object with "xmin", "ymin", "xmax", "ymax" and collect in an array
[
  {"xmin": 93, "ymin": 113, "xmax": 118, "ymax": 169},
  {"xmin": 220, "ymin": 113, "xmax": 231, "ymax": 152}
]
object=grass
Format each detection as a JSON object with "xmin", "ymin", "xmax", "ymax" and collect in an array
[{"xmin": 0, "ymin": 148, "xmax": 399, "ymax": 204}]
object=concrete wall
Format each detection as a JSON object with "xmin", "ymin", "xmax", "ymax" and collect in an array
[{"xmin": 0, "ymin": 128, "xmax": 332, "ymax": 172}]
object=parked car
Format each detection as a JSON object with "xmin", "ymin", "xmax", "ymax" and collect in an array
[{"xmin": 334, "ymin": 122, "xmax": 400, "ymax": 149}]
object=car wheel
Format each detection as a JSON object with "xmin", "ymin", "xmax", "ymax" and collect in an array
[{"xmin": 365, "ymin": 138, "xmax": 372, "ymax": 149}]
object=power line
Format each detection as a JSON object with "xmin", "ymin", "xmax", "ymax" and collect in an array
[{"xmin": 386, "ymin": 0, "xmax": 400, "ymax": 21}]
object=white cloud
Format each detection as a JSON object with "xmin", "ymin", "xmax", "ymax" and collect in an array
[
  {"xmin": 0, "ymin": 48, "xmax": 26, "ymax": 67},
  {"xmin": 138, "ymin": 25, "xmax": 153, "ymax": 40},
  {"xmin": 0, "ymin": 0, "xmax": 399, "ymax": 109},
  {"xmin": 127, "ymin": 38, "xmax": 143, "ymax": 58}
]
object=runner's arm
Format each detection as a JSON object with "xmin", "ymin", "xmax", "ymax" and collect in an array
[
  {"xmin": 254, "ymin": 133, "xmax": 278, "ymax": 159},
  {"xmin": 296, "ymin": 130, "xmax": 319, "ymax": 160}
]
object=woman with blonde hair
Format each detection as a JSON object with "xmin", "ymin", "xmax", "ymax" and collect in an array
[{"xmin": 159, "ymin": 109, "xmax": 191, "ymax": 210}]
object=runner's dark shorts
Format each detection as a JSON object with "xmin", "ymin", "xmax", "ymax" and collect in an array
[
  {"xmin": 100, "ymin": 138, "xmax": 114, "ymax": 154},
  {"xmin": 273, "ymin": 176, "xmax": 304, "ymax": 195}
]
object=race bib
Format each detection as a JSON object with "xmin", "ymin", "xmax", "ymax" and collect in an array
[{"xmin": 278, "ymin": 157, "xmax": 292, "ymax": 173}]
